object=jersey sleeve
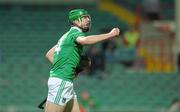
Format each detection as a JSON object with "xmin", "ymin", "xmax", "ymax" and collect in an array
[{"xmin": 72, "ymin": 32, "xmax": 85, "ymax": 42}]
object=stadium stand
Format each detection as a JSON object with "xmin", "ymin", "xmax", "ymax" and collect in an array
[
  {"xmin": 0, "ymin": 5, "xmax": 179, "ymax": 112},
  {"xmin": 113, "ymin": 0, "xmax": 174, "ymax": 20}
]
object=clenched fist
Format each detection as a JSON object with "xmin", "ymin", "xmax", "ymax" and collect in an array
[{"xmin": 109, "ymin": 28, "xmax": 120, "ymax": 37}]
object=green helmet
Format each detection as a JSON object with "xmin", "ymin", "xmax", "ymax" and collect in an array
[{"xmin": 68, "ymin": 9, "xmax": 90, "ymax": 22}]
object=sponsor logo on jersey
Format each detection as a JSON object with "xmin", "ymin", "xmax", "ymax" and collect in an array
[{"xmin": 62, "ymin": 98, "xmax": 66, "ymax": 103}]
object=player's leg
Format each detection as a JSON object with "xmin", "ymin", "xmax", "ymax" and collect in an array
[
  {"xmin": 45, "ymin": 101, "xmax": 65, "ymax": 112},
  {"xmin": 45, "ymin": 77, "xmax": 67, "ymax": 112},
  {"xmin": 64, "ymin": 99, "xmax": 80, "ymax": 112},
  {"xmin": 70, "ymin": 99, "xmax": 80, "ymax": 112}
]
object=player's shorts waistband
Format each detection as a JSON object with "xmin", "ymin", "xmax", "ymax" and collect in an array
[{"xmin": 49, "ymin": 76, "xmax": 73, "ymax": 82}]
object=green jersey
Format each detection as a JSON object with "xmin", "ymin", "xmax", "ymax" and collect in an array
[{"xmin": 50, "ymin": 27, "xmax": 85, "ymax": 81}]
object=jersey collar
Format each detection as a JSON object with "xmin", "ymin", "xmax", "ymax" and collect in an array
[{"xmin": 71, "ymin": 26, "xmax": 82, "ymax": 32}]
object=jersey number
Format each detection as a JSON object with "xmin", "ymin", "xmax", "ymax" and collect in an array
[{"xmin": 55, "ymin": 32, "xmax": 69, "ymax": 55}]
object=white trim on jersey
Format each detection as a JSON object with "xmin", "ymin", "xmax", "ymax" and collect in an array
[{"xmin": 71, "ymin": 26, "xmax": 82, "ymax": 32}]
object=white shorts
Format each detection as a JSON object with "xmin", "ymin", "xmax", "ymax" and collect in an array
[{"xmin": 47, "ymin": 77, "xmax": 77, "ymax": 106}]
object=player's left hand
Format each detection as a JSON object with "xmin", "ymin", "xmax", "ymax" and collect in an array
[{"xmin": 75, "ymin": 55, "xmax": 91, "ymax": 76}]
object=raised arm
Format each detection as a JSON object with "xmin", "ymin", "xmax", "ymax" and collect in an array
[
  {"xmin": 45, "ymin": 45, "xmax": 57, "ymax": 63},
  {"xmin": 76, "ymin": 28, "xmax": 120, "ymax": 45}
]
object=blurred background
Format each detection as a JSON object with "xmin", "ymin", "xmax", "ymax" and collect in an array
[{"xmin": 0, "ymin": 0, "xmax": 180, "ymax": 112}]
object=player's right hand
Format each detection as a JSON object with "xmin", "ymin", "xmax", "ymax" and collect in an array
[{"xmin": 109, "ymin": 28, "xmax": 120, "ymax": 37}]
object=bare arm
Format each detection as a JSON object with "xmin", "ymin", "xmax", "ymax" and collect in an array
[
  {"xmin": 76, "ymin": 28, "xmax": 120, "ymax": 45},
  {"xmin": 45, "ymin": 45, "xmax": 57, "ymax": 63}
]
